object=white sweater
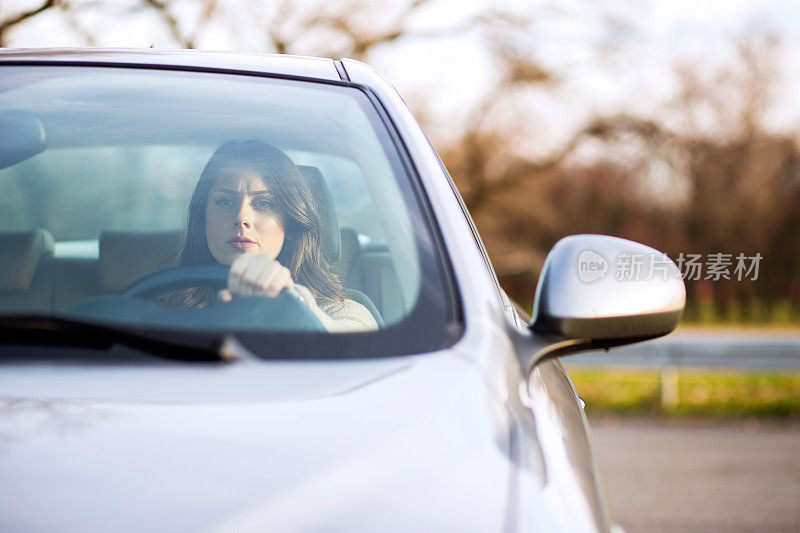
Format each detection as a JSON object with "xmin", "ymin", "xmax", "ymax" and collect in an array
[{"xmin": 296, "ymin": 285, "xmax": 379, "ymax": 333}]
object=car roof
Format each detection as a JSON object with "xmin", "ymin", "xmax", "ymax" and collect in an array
[{"xmin": 0, "ymin": 48, "xmax": 344, "ymax": 81}]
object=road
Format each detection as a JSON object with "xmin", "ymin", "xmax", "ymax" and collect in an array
[
  {"xmin": 568, "ymin": 328, "xmax": 800, "ymax": 369},
  {"xmin": 590, "ymin": 417, "xmax": 800, "ymax": 533}
]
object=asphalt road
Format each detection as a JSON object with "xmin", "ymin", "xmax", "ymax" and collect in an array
[
  {"xmin": 589, "ymin": 416, "xmax": 800, "ymax": 533},
  {"xmin": 568, "ymin": 328, "xmax": 800, "ymax": 369}
]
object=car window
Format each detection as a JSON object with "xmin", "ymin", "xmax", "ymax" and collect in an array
[{"xmin": 0, "ymin": 66, "xmax": 454, "ymax": 357}]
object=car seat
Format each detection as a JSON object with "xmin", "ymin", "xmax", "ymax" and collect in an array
[{"xmin": 297, "ymin": 165, "xmax": 385, "ymax": 328}]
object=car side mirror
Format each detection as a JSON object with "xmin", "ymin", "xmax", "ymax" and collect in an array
[{"xmin": 530, "ymin": 234, "xmax": 685, "ymax": 348}]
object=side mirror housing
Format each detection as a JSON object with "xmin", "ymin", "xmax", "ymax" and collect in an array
[{"xmin": 530, "ymin": 235, "xmax": 685, "ymax": 347}]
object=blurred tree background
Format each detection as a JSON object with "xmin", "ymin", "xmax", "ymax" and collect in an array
[{"xmin": 2, "ymin": 0, "xmax": 799, "ymax": 323}]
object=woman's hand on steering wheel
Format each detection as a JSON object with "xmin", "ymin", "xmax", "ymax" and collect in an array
[{"xmin": 218, "ymin": 253, "xmax": 296, "ymax": 303}]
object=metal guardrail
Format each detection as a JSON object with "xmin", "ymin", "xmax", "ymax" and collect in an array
[
  {"xmin": 565, "ymin": 330, "xmax": 800, "ymax": 369},
  {"xmin": 565, "ymin": 330, "xmax": 800, "ymax": 408}
]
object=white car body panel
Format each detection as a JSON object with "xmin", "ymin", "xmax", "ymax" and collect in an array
[
  {"xmin": 1, "ymin": 354, "xmax": 513, "ymax": 532},
  {"xmin": 0, "ymin": 48, "xmax": 341, "ymax": 81},
  {"xmin": 0, "ymin": 50, "xmax": 615, "ymax": 532}
]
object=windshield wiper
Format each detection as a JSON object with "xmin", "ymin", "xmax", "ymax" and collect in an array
[{"xmin": 0, "ymin": 314, "xmax": 238, "ymax": 363}]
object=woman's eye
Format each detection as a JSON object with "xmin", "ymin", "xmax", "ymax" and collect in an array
[
  {"xmin": 253, "ymin": 199, "xmax": 274, "ymax": 209},
  {"xmin": 215, "ymin": 197, "xmax": 233, "ymax": 207}
]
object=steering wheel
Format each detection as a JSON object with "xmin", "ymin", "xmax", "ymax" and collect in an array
[
  {"xmin": 70, "ymin": 265, "xmax": 326, "ymax": 332},
  {"xmin": 120, "ymin": 264, "xmax": 230, "ymax": 298}
]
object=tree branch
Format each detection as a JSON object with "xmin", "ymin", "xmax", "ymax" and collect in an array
[
  {"xmin": 144, "ymin": 0, "xmax": 194, "ymax": 48},
  {"xmin": 0, "ymin": 0, "xmax": 60, "ymax": 47}
]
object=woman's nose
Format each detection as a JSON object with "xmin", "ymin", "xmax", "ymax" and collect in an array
[{"xmin": 234, "ymin": 201, "xmax": 253, "ymax": 228}]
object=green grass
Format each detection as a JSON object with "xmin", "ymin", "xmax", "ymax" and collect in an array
[{"xmin": 568, "ymin": 367, "xmax": 800, "ymax": 418}]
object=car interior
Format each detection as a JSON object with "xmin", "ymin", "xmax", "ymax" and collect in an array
[
  {"xmin": 0, "ymin": 67, "xmax": 426, "ymax": 333},
  {"xmin": 0, "ymin": 164, "xmax": 403, "ymax": 329}
]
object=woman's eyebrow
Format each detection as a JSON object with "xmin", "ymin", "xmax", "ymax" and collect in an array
[{"xmin": 211, "ymin": 188, "xmax": 272, "ymax": 196}]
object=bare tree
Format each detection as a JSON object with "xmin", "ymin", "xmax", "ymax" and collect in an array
[
  {"xmin": 0, "ymin": 0, "xmax": 61, "ymax": 46},
  {"xmin": 140, "ymin": 0, "xmax": 218, "ymax": 49},
  {"xmin": 527, "ymin": 29, "xmax": 800, "ymax": 315},
  {"xmin": 1, "ymin": 0, "xmax": 218, "ymax": 49}
]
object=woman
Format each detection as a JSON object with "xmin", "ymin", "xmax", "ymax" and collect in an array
[{"xmin": 164, "ymin": 140, "xmax": 378, "ymax": 333}]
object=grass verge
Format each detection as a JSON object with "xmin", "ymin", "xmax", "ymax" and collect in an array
[{"xmin": 567, "ymin": 367, "xmax": 800, "ymax": 418}]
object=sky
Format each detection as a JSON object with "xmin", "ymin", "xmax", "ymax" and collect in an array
[{"xmin": 373, "ymin": 0, "xmax": 800, "ymax": 133}]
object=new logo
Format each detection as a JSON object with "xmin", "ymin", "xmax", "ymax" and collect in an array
[{"xmin": 578, "ymin": 250, "xmax": 608, "ymax": 283}]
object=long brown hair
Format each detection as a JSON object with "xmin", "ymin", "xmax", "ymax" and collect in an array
[{"xmin": 165, "ymin": 140, "xmax": 345, "ymax": 309}]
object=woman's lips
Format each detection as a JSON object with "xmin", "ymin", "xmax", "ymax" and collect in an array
[{"xmin": 228, "ymin": 238, "xmax": 256, "ymax": 251}]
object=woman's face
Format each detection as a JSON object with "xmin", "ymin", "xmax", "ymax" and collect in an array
[{"xmin": 205, "ymin": 167, "xmax": 287, "ymax": 266}]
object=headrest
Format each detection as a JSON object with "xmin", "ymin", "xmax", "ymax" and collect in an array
[
  {"xmin": 333, "ymin": 227, "xmax": 359, "ymax": 279},
  {"xmin": 298, "ymin": 165, "xmax": 340, "ymax": 263},
  {"xmin": 99, "ymin": 230, "xmax": 183, "ymax": 291},
  {"xmin": 0, "ymin": 229, "xmax": 54, "ymax": 291}
]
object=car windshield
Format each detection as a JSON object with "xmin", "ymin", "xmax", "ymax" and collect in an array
[{"xmin": 0, "ymin": 65, "xmax": 455, "ymax": 358}]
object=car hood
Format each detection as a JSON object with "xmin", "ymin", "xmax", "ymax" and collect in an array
[{"xmin": 0, "ymin": 353, "xmax": 514, "ymax": 532}]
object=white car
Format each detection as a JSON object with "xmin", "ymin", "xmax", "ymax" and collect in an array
[{"xmin": 0, "ymin": 49, "xmax": 685, "ymax": 532}]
